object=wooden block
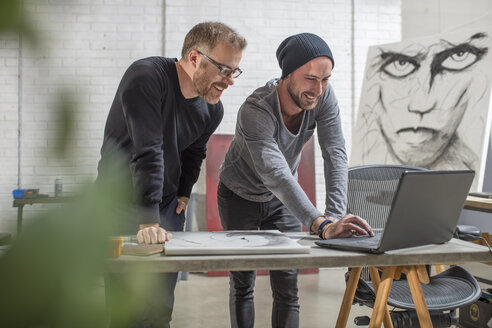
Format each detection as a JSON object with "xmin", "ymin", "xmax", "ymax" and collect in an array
[{"xmin": 108, "ymin": 237, "xmax": 124, "ymax": 258}]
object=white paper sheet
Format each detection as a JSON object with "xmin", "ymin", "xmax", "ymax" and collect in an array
[{"xmin": 164, "ymin": 230, "xmax": 311, "ymax": 256}]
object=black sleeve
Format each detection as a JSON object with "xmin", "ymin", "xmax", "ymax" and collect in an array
[
  {"xmin": 178, "ymin": 103, "xmax": 224, "ymax": 197},
  {"xmin": 120, "ymin": 63, "xmax": 164, "ymax": 224}
]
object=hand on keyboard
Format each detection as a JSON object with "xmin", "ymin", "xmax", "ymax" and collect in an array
[{"xmin": 323, "ymin": 214, "xmax": 374, "ymax": 239}]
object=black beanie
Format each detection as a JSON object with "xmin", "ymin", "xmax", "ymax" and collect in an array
[{"xmin": 276, "ymin": 33, "xmax": 334, "ymax": 79}]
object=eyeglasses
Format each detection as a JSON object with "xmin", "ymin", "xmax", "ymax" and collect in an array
[{"xmin": 197, "ymin": 50, "xmax": 242, "ymax": 79}]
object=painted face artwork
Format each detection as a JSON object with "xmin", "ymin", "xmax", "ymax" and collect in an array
[
  {"xmin": 351, "ymin": 28, "xmax": 492, "ymax": 190},
  {"xmin": 375, "ymin": 32, "xmax": 488, "ymax": 166}
]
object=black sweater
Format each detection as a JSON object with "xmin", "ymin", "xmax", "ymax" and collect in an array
[{"xmin": 97, "ymin": 57, "xmax": 223, "ymax": 224}]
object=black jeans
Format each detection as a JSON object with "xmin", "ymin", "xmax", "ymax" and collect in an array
[
  {"xmin": 217, "ymin": 182, "xmax": 302, "ymax": 328},
  {"xmin": 106, "ymin": 197, "xmax": 185, "ymax": 328}
]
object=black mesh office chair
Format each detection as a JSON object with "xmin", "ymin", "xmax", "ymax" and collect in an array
[{"xmin": 346, "ymin": 164, "xmax": 481, "ymax": 327}]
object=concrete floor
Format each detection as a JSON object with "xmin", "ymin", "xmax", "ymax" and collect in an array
[
  {"xmin": 172, "ymin": 268, "xmax": 372, "ymax": 328},
  {"xmin": 171, "ymin": 263, "xmax": 492, "ymax": 328}
]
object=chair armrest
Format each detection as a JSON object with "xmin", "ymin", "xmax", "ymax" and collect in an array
[{"xmin": 454, "ymin": 225, "xmax": 481, "ymax": 241}]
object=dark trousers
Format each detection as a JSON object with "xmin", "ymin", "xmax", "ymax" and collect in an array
[
  {"xmin": 106, "ymin": 197, "xmax": 185, "ymax": 328},
  {"xmin": 217, "ymin": 182, "xmax": 302, "ymax": 328}
]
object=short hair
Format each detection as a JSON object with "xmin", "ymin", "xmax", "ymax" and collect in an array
[{"xmin": 181, "ymin": 22, "xmax": 247, "ymax": 60}]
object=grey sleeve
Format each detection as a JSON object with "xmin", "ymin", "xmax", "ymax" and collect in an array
[
  {"xmin": 238, "ymin": 102, "xmax": 323, "ymax": 229},
  {"xmin": 316, "ymin": 86, "xmax": 348, "ymax": 219}
]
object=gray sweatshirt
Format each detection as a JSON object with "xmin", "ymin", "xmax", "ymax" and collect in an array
[{"xmin": 219, "ymin": 79, "xmax": 348, "ymax": 229}]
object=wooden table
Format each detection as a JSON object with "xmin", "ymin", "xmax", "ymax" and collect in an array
[
  {"xmin": 464, "ymin": 195, "xmax": 492, "ymax": 213},
  {"xmin": 106, "ymin": 233, "xmax": 492, "ymax": 328}
]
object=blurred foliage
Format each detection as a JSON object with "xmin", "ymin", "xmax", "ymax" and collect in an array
[
  {"xmin": 53, "ymin": 88, "xmax": 78, "ymax": 158},
  {"xmin": 0, "ymin": 161, "xmax": 154, "ymax": 328},
  {"xmin": 0, "ymin": 1, "xmax": 160, "ymax": 327},
  {"xmin": 0, "ymin": 0, "xmax": 38, "ymax": 46}
]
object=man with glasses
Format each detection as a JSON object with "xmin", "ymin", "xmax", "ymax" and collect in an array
[
  {"xmin": 97, "ymin": 22, "xmax": 246, "ymax": 327},
  {"xmin": 218, "ymin": 33, "xmax": 372, "ymax": 328}
]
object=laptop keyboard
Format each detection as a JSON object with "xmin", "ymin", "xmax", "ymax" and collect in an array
[
  {"xmin": 335, "ymin": 229, "xmax": 383, "ymax": 248},
  {"xmin": 349, "ymin": 234, "xmax": 381, "ymax": 248}
]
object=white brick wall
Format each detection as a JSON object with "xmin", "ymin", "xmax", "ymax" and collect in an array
[
  {"xmin": 0, "ymin": 0, "xmax": 164, "ymax": 232},
  {"xmin": 0, "ymin": 33, "xmax": 20, "ymax": 233},
  {"xmin": 0, "ymin": 0, "xmax": 400, "ymax": 234}
]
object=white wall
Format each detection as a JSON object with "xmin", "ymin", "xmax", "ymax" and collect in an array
[
  {"xmin": 402, "ymin": 0, "xmax": 492, "ymax": 39},
  {"xmin": 0, "ymin": 0, "xmax": 401, "ymax": 234},
  {"xmin": 0, "ymin": 33, "xmax": 20, "ymax": 232}
]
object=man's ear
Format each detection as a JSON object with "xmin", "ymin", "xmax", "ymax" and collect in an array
[{"xmin": 187, "ymin": 50, "xmax": 200, "ymax": 69}]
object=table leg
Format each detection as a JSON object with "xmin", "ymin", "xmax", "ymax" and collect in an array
[
  {"xmin": 17, "ymin": 205, "xmax": 24, "ymax": 235},
  {"xmin": 407, "ymin": 265, "xmax": 433, "ymax": 327},
  {"xmin": 335, "ymin": 267, "xmax": 362, "ymax": 328},
  {"xmin": 369, "ymin": 266, "xmax": 396, "ymax": 328},
  {"xmin": 434, "ymin": 264, "xmax": 445, "ymax": 274},
  {"xmin": 369, "ymin": 267, "xmax": 393, "ymax": 328}
]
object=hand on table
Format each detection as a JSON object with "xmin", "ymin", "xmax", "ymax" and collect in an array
[{"xmin": 137, "ymin": 223, "xmax": 172, "ymax": 244}]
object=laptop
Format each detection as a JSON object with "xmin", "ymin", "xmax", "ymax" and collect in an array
[{"xmin": 315, "ymin": 170, "xmax": 474, "ymax": 253}]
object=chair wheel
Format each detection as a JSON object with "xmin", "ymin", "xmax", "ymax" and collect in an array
[{"xmin": 354, "ymin": 316, "xmax": 370, "ymax": 326}]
